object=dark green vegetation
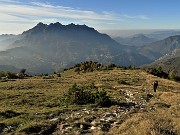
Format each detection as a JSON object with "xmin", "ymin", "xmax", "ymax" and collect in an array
[
  {"xmin": 0, "ymin": 66, "xmax": 180, "ymax": 134},
  {"xmin": 144, "ymin": 66, "xmax": 180, "ymax": 82},
  {"xmin": 66, "ymin": 83, "xmax": 111, "ymax": 107},
  {"xmin": 72, "ymin": 61, "xmax": 118, "ymax": 73}
]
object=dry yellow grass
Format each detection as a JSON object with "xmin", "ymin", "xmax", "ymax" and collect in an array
[{"xmin": 0, "ymin": 68, "xmax": 179, "ymax": 134}]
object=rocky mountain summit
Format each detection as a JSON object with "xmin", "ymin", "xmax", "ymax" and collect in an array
[{"xmin": 0, "ymin": 22, "xmax": 152, "ymax": 74}]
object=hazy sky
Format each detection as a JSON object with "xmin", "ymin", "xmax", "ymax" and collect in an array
[{"xmin": 1, "ymin": 0, "xmax": 180, "ymax": 34}]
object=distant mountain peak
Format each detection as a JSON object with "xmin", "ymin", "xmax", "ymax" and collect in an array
[
  {"xmin": 22, "ymin": 22, "xmax": 97, "ymax": 35},
  {"xmin": 114, "ymin": 33, "xmax": 157, "ymax": 47},
  {"xmin": 36, "ymin": 22, "xmax": 47, "ymax": 27},
  {"xmin": 130, "ymin": 33, "xmax": 146, "ymax": 38}
]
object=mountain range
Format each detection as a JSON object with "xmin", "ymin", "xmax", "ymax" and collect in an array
[
  {"xmin": 144, "ymin": 48, "xmax": 180, "ymax": 76},
  {"xmin": 146, "ymin": 30, "xmax": 180, "ymax": 40},
  {"xmin": 0, "ymin": 22, "xmax": 179, "ymax": 74},
  {"xmin": 0, "ymin": 22, "xmax": 152, "ymax": 74},
  {"xmin": 114, "ymin": 34, "xmax": 157, "ymax": 47},
  {"xmin": 139, "ymin": 35, "xmax": 180, "ymax": 60}
]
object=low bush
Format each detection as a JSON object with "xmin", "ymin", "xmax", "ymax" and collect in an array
[
  {"xmin": 66, "ymin": 83, "xmax": 94, "ymax": 105},
  {"xmin": 94, "ymin": 90, "xmax": 111, "ymax": 107},
  {"xmin": 65, "ymin": 83, "xmax": 112, "ymax": 107},
  {"xmin": 0, "ymin": 71, "xmax": 17, "ymax": 79},
  {"xmin": 148, "ymin": 67, "xmax": 168, "ymax": 78},
  {"xmin": 146, "ymin": 67, "xmax": 180, "ymax": 81}
]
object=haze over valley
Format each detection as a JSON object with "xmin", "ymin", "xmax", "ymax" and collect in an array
[{"xmin": 0, "ymin": 22, "xmax": 180, "ymax": 75}]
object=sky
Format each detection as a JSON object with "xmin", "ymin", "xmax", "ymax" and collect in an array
[{"xmin": 1, "ymin": 0, "xmax": 180, "ymax": 34}]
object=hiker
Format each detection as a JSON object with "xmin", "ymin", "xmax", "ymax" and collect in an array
[{"xmin": 153, "ymin": 80, "xmax": 158, "ymax": 92}]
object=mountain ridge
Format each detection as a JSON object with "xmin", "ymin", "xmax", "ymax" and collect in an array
[
  {"xmin": 143, "ymin": 48, "xmax": 180, "ymax": 76},
  {"xmin": 114, "ymin": 34, "xmax": 157, "ymax": 47},
  {"xmin": 0, "ymin": 22, "xmax": 152, "ymax": 74},
  {"xmin": 139, "ymin": 35, "xmax": 180, "ymax": 60}
]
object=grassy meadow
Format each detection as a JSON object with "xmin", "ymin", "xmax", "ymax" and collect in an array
[{"xmin": 0, "ymin": 68, "xmax": 180, "ymax": 134}]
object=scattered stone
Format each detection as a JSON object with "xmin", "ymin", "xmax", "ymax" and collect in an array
[
  {"xmin": 90, "ymin": 126, "xmax": 96, "ymax": 130},
  {"xmin": 106, "ymin": 117, "xmax": 116, "ymax": 124},
  {"xmin": 4, "ymin": 126, "xmax": 14, "ymax": 133},
  {"xmin": 100, "ymin": 118, "xmax": 106, "ymax": 123},
  {"xmin": 91, "ymin": 120, "xmax": 99, "ymax": 126},
  {"xmin": 49, "ymin": 117, "xmax": 58, "ymax": 121},
  {"xmin": 60, "ymin": 123, "xmax": 70, "ymax": 130},
  {"xmin": 103, "ymin": 113, "xmax": 116, "ymax": 118},
  {"xmin": 84, "ymin": 111, "xmax": 90, "ymax": 114}
]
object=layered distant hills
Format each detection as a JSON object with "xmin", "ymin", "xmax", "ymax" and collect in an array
[
  {"xmin": 139, "ymin": 35, "xmax": 180, "ymax": 76},
  {"xmin": 0, "ymin": 22, "xmax": 151, "ymax": 74},
  {"xmin": 144, "ymin": 48, "xmax": 180, "ymax": 76},
  {"xmin": 114, "ymin": 34, "xmax": 157, "ymax": 47},
  {"xmin": 139, "ymin": 35, "xmax": 180, "ymax": 60},
  {"xmin": 0, "ymin": 22, "xmax": 180, "ymax": 74}
]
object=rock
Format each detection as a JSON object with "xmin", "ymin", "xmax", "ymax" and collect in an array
[
  {"xmin": 60, "ymin": 123, "xmax": 70, "ymax": 130},
  {"xmin": 4, "ymin": 126, "xmax": 14, "ymax": 133},
  {"xmin": 100, "ymin": 118, "xmax": 106, "ymax": 123},
  {"xmin": 113, "ymin": 120, "xmax": 124, "ymax": 125},
  {"xmin": 106, "ymin": 117, "xmax": 116, "ymax": 124},
  {"xmin": 90, "ymin": 126, "xmax": 96, "ymax": 130},
  {"xmin": 66, "ymin": 126, "xmax": 72, "ymax": 130},
  {"xmin": 84, "ymin": 111, "xmax": 90, "ymax": 114},
  {"xmin": 91, "ymin": 121, "xmax": 99, "ymax": 126},
  {"xmin": 104, "ymin": 113, "xmax": 116, "ymax": 118},
  {"xmin": 82, "ymin": 108, "xmax": 87, "ymax": 111},
  {"xmin": 49, "ymin": 117, "xmax": 58, "ymax": 121}
]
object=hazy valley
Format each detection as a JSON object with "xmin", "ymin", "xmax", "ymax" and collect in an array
[{"xmin": 0, "ymin": 22, "xmax": 180, "ymax": 75}]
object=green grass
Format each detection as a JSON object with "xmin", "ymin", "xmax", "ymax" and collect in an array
[{"xmin": 0, "ymin": 68, "xmax": 180, "ymax": 134}]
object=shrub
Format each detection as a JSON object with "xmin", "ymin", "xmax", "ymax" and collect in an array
[
  {"xmin": 148, "ymin": 67, "xmax": 168, "ymax": 78},
  {"xmin": 6, "ymin": 72, "xmax": 17, "ymax": 79},
  {"xmin": 147, "ymin": 67, "xmax": 180, "ymax": 81},
  {"xmin": 66, "ymin": 84, "xmax": 94, "ymax": 105},
  {"xmin": 20, "ymin": 68, "xmax": 26, "ymax": 75},
  {"xmin": 94, "ymin": 90, "xmax": 111, "ymax": 107},
  {"xmin": 72, "ymin": 61, "xmax": 118, "ymax": 73},
  {"xmin": 168, "ymin": 71, "xmax": 180, "ymax": 81},
  {"xmin": 65, "ymin": 84, "xmax": 111, "ymax": 107}
]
